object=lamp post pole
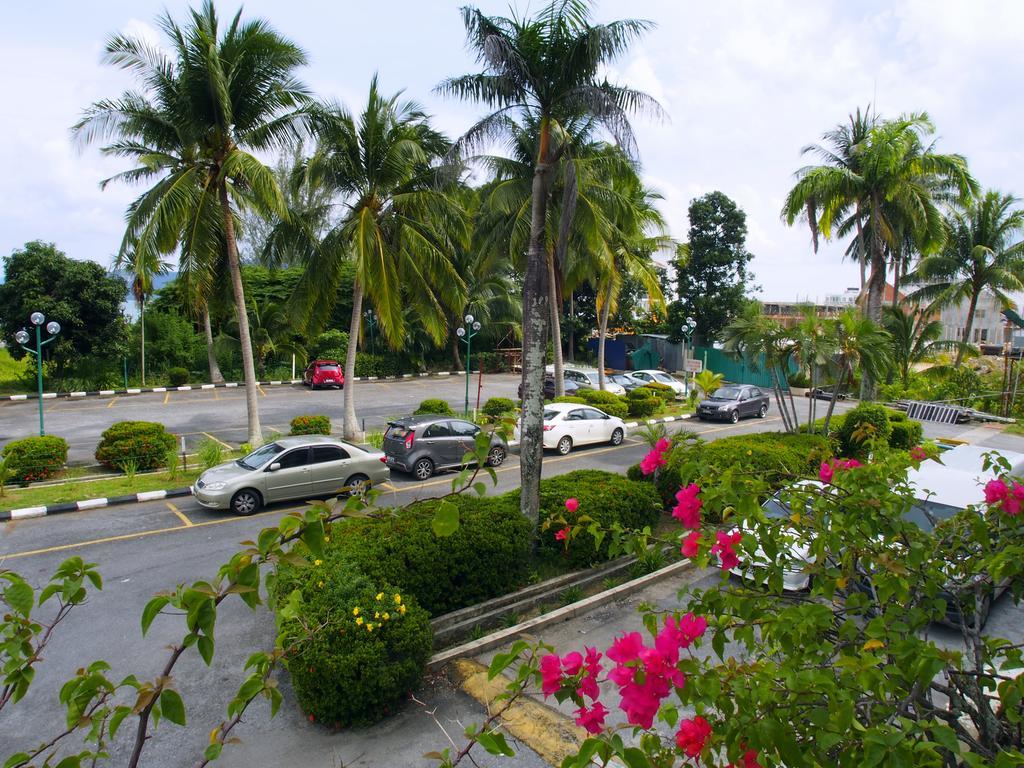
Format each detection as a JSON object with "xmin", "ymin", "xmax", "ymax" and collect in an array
[
  {"xmin": 681, "ymin": 317, "xmax": 696, "ymax": 394},
  {"xmin": 15, "ymin": 312, "xmax": 61, "ymax": 436},
  {"xmin": 456, "ymin": 313, "xmax": 482, "ymax": 416}
]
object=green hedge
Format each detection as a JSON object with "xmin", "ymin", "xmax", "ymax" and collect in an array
[
  {"xmin": 94, "ymin": 421, "xmax": 176, "ymax": 471},
  {"xmin": 578, "ymin": 389, "xmax": 629, "ymax": 419},
  {"xmin": 414, "ymin": 398, "xmax": 454, "ymax": 416},
  {"xmin": 518, "ymin": 470, "xmax": 663, "ymax": 568},
  {"xmin": 277, "ymin": 561, "xmax": 432, "ymax": 727},
  {"xmin": 628, "ymin": 396, "xmax": 660, "ymax": 418},
  {"xmin": 326, "ymin": 494, "xmax": 530, "ymax": 616},
  {"xmin": 639, "ymin": 381, "xmax": 676, "ymax": 401},
  {"xmin": 802, "ymin": 407, "xmax": 923, "ymax": 455},
  {"xmin": 354, "ymin": 353, "xmax": 404, "ymax": 378},
  {"xmin": 1, "ymin": 435, "xmax": 69, "ymax": 482},
  {"xmin": 167, "ymin": 366, "xmax": 189, "ymax": 387},
  {"xmin": 481, "ymin": 397, "xmax": 516, "ymax": 418},
  {"xmin": 889, "ymin": 419, "xmax": 924, "ymax": 450},
  {"xmin": 837, "ymin": 403, "xmax": 894, "ymax": 458},
  {"xmin": 290, "ymin": 414, "xmax": 331, "ymax": 436},
  {"xmin": 553, "ymin": 396, "xmax": 586, "ymax": 405}
]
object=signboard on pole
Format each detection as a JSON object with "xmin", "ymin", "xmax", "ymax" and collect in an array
[{"xmin": 683, "ymin": 358, "xmax": 703, "ymax": 373}]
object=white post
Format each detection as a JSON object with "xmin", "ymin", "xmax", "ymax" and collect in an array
[{"xmin": 291, "ymin": 353, "xmax": 296, "ymax": 380}]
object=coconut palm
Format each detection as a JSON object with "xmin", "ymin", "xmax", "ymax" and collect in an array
[
  {"xmin": 692, "ymin": 370, "xmax": 725, "ymax": 399},
  {"xmin": 75, "ymin": 1, "xmax": 312, "ymax": 446},
  {"xmin": 819, "ymin": 309, "xmax": 892, "ymax": 432},
  {"xmin": 287, "ymin": 78, "xmax": 465, "ymax": 439},
  {"xmin": 882, "ymin": 305, "xmax": 970, "ymax": 388},
  {"xmin": 787, "ymin": 306, "xmax": 834, "ymax": 433},
  {"xmin": 910, "ymin": 191, "xmax": 1024, "ymax": 365},
  {"xmin": 116, "ymin": 246, "xmax": 169, "ymax": 387},
  {"xmin": 439, "ymin": 0, "xmax": 661, "ymax": 528}
]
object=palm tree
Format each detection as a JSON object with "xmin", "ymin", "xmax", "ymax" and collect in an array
[
  {"xmin": 882, "ymin": 305, "xmax": 969, "ymax": 388},
  {"xmin": 910, "ymin": 191, "xmax": 1024, "ymax": 365},
  {"xmin": 439, "ymin": 0, "xmax": 660, "ymax": 529},
  {"xmin": 116, "ymin": 246, "xmax": 169, "ymax": 387},
  {"xmin": 288, "ymin": 79, "xmax": 465, "ymax": 439},
  {"xmin": 788, "ymin": 306, "xmax": 833, "ymax": 433},
  {"xmin": 819, "ymin": 309, "xmax": 892, "ymax": 432},
  {"xmin": 75, "ymin": 1, "xmax": 311, "ymax": 446}
]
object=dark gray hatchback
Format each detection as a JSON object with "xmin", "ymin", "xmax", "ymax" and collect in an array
[
  {"xmin": 696, "ymin": 384, "xmax": 771, "ymax": 423},
  {"xmin": 382, "ymin": 414, "xmax": 508, "ymax": 480}
]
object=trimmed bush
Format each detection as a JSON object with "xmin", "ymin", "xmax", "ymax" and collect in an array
[
  {"xmin": 327, "ymin": 494, "xmax": 530, "ymax": 616},
  {"xmin": 167, "ymin": 366, "xmax": 189, "ymax": 387},
  {"xmin": 290, "ymin": 414, "xmax": 331, "ymax": 436},
  {"xmin": 355, "ymin": 353, "xmax": 404, "ymax": 378},
  {"xmin": 628, "ymin": 396, "xmax": 660, "ymax": 418},
  {"xmin": 309, "ymin": 329, "xmax": 349, "ymax": 363},
  {"xmin": 553, "ymin": 396, "xmax": 587, "ymax": 405},
  {"xmin": 578, "ymin": 389, "xmax": 629, "ymax": 419},
  {"xmin": 482, "ymin": 397, "xmax": 516, "ymax": 418},
  {"xmin": 414, "ymin": 398, "xmax": 454, "ymax": 416},
  {"xmin": 887, "ymin": 409, "xmax": 908, "ymax": 423},
  {"xmin": 1, "ymin": 435, "xmax": 69, "ymax": 482},
  {"xmin": 837, "ymin": 403, "xmax": 893, "ymax": 458},
  {"xmin": 523, "ymin": 470, "xmax": 662, "ymax": 568},
  {"xmin": 889, "ymin": 419, "xmax": 924, "ymax": 450},
  {"xmin": 641, "ymin": 381, "xmax": 676, "ymax": 401},
  {"xmin": 94, "ymin": 421, "xmax": 176, "ymax": 471},
  {"xmin": 277, "ymin": 561, "xmax": 432, "ymax": 728}
]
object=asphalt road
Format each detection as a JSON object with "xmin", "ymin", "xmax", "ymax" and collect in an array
[
  {"xmin": 2, "ymin": 403, "xmax": 1022, "ymax": 767},
  {"xmin": 0, "ymin": 373, "xmax": 526, "ymax": 464}
]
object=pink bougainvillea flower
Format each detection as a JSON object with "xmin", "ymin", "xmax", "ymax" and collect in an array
[
  {"xmin": 727, "ymin": 749, "xmax": 764, "ymax": 768},
  {"xmin": 1003, "ymin": 494, "xmax": 1022, "ymax": 516},
  {"xmin": 711, "ymin": 530, "xmax": 743, "ymax": 571},
  {"xmin": 818, "ymin": 460, "xmax": 834, "ymax": 484},
  {"xmin": 672, "ymin": 484, "xmax": 703, "ymax": 529},
  {"xmin": 1013, "ymin": 482, "xmax": 1024, "ymax": 500},
  {"xmin": 540, "ymin": 654, "xmax": 563, "ymax": 697},
  {"xmin": 576, "ymin": 646, "xmax": 603, "ymax": 700},
  {"xmin": 565, "ymin": 497, "xmax": 579, "ymax": 513},
  {"xmin": 655, "ymin": 437, "xmax": 672, "ymax": 453},
  {"xmin": 910, "ymin": 446, "xmax": 927, "ymax": 462},
  {"xmin": 619, "ymin": 680, "xmax": 665, "ymax": 729},
  {"xmin": 574, "ymin": 701, "xmax": 609, "ymax": 734},
  {"xmin": 555, "ymin": 527, "xmax": 570, "ymax": 542},
  {"xmin": 680, "ymin": 530, "xmax": 701, "ymax": 558},
  {"xmin": 985, "ymin": 478, "xmax": 1009, "ymax": 504},
  {"xmin": 607, "ymin": 632, "xmax": 645, "ymax": 664},
  {"xmin": 840, "ymin": 458, "xmax": 861, "ymax": 470},
  {"xmin": 640, "ymin": 448, "xmax": 668, "ymax": 476},
  {"xmin": 560, "ymin": 651, "xmax": 584, "ymax": 677},
  {"xmin": 677, "ymin": 612, "xmax": 708, "ymax": 647},
  {"xmin": 675, "ymin": 715, "xmax": 713, "ymax": 758}
]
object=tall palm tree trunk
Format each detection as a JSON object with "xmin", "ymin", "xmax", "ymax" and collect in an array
[
  {"xmin": 202, "ymin": 306, "xmax": 225, "ymax": 383},
  {"xmin": 343, "ymin": 278, "xmax": 364, "ymax": 440},
  {"xmin": 861, "ymin": 204, "xmax": 886, "ymax": 401},
  {"xmin": 140, "ymin": 296, "xmax": 146, "ymax": 387},
  {"xmin": 956, "ymin": 292, "xmax": 980, "ymax": 367},
  {"xmin": 822, "ymin": 373, "xmax": 846, "ymax": 434},
  {"xmin": 450, "ymin": 327, "xmax": 463, "ymax": 370},
  {"xmin": 219, "ymin": 183, "xmax": 263, "ymax": 447},
  {"xmin": 597, "ymin": 287, "xmax": 612, "ymax": 390},
  {"xmin": 855, "ymin": 207, "xmax": 867, "ymax": 293},
  {"xmin": 891, "ymin": 252, "xmax": 902, "ymax": 307},
  {"xmin": 520, "ymin": 135, "xmax": 554, "ymax": 536},
  {"xmin": 566, "ymin": 292, "xmax": 575, "ymax": 363},
  {"xmin": 770, "ymin": 367, "xmax": 793, "ymax": 432},
  {"xmin": 548, "ymin": 252, "xmax": 565, "ymax": 397}
]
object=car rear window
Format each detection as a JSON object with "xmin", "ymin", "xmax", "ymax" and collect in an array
[
  {"xmin": 906, "ymin": 500, "xmax": 963, "ymax": 531},
  {"xmin": 317, "ymin": 363, "xmax": 341, "ymax": 371},
  {"xmin": 543, "ymin": 409, "xmax": 559, "ymax": 420},
  {"xmin": 385, "ymin": 424, "xmax": 411, "ymax": 440}
]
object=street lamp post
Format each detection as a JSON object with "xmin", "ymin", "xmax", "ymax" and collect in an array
[
  {"xmin": 456, "ymin": 313, "xmax": 482, "ymax": 416},
  {"xmin": 15, "ymin": 312, "xmax": 61, "ymax": 436},
  {"xmin": 680, "ymin": 318, "xmax": 697, "ymax": 394}
]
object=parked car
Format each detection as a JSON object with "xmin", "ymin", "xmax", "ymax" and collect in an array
[
  {"xmin": 608, "ymin": 372, "xmax": 646, "ymax": 392},
  {"xmin": 630, "ymin": 369, "xmax": 687, "ymax": 396},
  {"xmin": 696, "ymin": 384, "xmax": 771, "ymax": 423},
  {"xmin": 806, "ymin": 387, "xmax": 847, "ymax": 400},
  {"xmin": 192, "ymin": 435, "xmax": 388, "ymax": 515},
  {"xmin": 730, "ymin": 445, "xmax": 1024, "ymax": 627},
  {"xmin": 537, "ymin": 401, "xmax": 626, "ymax": 455},
  {"xmin": 545, "ymin": 364, "xmax": 626, "ymax": 395},
  {"xmin": 382, "ymin": 414, "xmax": 507, "ymax": 480},
  {"xmin": 303, "ymin": 359, "xmax": 345, "ymax": 389},
  {"xmin": 518, "ymin": 375, "xmax": 583, "ymax": 400}
]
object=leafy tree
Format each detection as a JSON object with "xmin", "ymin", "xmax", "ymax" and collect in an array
[
  {"xmin": 75, "ymin": 1, "xmax": 312, "ymax": 446},
  {"xmin": 440, "ymin": 0, "xmax": 660, "ymax": 530},
  {"xmin": 882, "ymin": 305, "xmax": 968, "ymax": 388},
  {"xmin": 0, "ymin": 242, "xmax": 129, "ymax": 387},
  {"xmin": 819, "ymin": 308, "xmax": 892, "ymax": 431},
  {"xmin": 911, "ymin": 190, "xmax": 1024, "ymax": 365},
  {"xmin": 674, "ymin": 191, "xmax": 755, "ymax": 344},
  {"xmin": 135, "ymin": 309, "xmax": 206, "ymax": 374}
]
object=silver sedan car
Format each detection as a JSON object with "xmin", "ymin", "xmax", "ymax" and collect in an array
[{"xmin": 192, "ymin": 435, "xmax": 390, "ymax": 515}]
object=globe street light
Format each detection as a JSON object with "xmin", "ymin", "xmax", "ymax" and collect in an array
[
  {"xmin": 15, "ymin": 312, "xmax": 61, "ymax": 436},
  {"xmin": 456, "ymin": 313, "xmax": 482, "ymax": 415}
]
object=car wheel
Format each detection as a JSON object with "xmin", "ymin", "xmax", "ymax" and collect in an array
[
  {"xmin": 758, "ymin": 404, "xmax": 768, "ymax": 418},
  {"xmin": 344, "ymin": 474, "xmax": 371, "ymax": 496},
  {"xmin": 729, "ymin": 409, "xmax": 739, "ymax": 424},
  {"xmin": 556, "ymin": 435, "xmax": 573, "ymax": 455},
  {"xmin": 412, "ymin": 457, "xmax": 434, "ymax": 481},
  {"xmin": 610, "ymin": 427, "xmax": 624, "ymax": 446},
  {"xmin": 230, "ymin": 488, "xmax": 262, "ymax": 516},
  {"xmin": 487, "ymin": 445, "xmax": 507, "ymax": 467}
]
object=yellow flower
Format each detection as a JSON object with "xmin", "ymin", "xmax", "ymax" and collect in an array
[
  {"xmin": 393, "ymin": 594, "xmax": 402, "ymax": 604},
  {"xmin": 374, "ymin": 611, "xmax": 380, "ymax": 619},
  {"xmin": 399, "ymin": 604, "xmax": 407, "ymax": 615},
  {"xmin": 383, "ymin": 612, "xmax": 390, "ymax": 620},
  {"xmin": 366, "ymin": 623, "xmax": 374, "ymax": 632},
  {"xmin": 318, "ymin": 580, "xmax": 324, "ymax": 588},
  {"xmin": 375, "ymin": 592, "xmax": 384, "ymax": 601},
  {"xmin": 324, "ymin": 536, "xmax": 330, "ymax": 542},
  {"xmin": 314, "ymin": 559, "xmax": 322, "ymax": 566},
  {"xmin": 356, "ymin": 617, "xmax": 364, "ymax": 625},
  {"xmin": 352, "ymin": 607, "xmax": 360, "ymax": 616}
]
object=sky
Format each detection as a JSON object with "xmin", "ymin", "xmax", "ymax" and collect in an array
[{"xmin": 1, "ymin": 0, "xmax": 1021, "ymax": 302}]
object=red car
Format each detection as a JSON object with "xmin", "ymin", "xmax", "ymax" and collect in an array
[{"xmin": 303, "ymin": 360, "xmax": 345, "ymax": 389}]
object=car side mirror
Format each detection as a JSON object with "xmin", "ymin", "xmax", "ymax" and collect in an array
[{"xmin": 268, "ymin": 462, "xmax": 281, "ymax": 472}]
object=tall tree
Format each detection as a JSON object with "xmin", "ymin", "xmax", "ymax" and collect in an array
[
  {"xmin": 882, "ymin": 305, "xmax": 968, "ymax": 388},
  {"xmin": 818, "ymin": 309, "xmax": 891, "ymax": 431},
  {"xmin": 286, "ymin": 79, "xmax": 465, "ymax": 439},
  {"xmin": 674, "ymin": 191, "xmax": 755, "ymax": 344},
  {"xmin": 439, "ymin": 1, "xmax": 660, "ymax": 530},
  {"xmin": 910, "ymin": 191, "xmax": 1024, "ymax": 365},
  {"xmin": 116, "ymin": 246, "xmax": 169, "ymax": 387},
  {"xmin": 75, "ymin": 1, "xmax": 311, "ymax": 446}
]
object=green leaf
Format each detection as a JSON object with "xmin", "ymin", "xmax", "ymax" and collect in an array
[
  {"xmin": 54, "ymin": 757, "xmax": 81, "ymax": 768},
  {"xmin": 4, "ymin": 753, "xmax": 30, "ymax": 768},
  {"xmin": 4, "ymin": 580, "xmax": 33, "ymax": 616},
  {"xmin": 476, "ymin": 730, "xmax": 515, "ymax": 757},
  {"xmin": 159, "ymin": 689, "xmax": 186, "ymax": 726},
  {"xmin": 197, "ymin": 635, "xmax": 215, "ymax": 666},
  {"xmin": 204, "ymin": 744, "xmax": 223, "ymax": 761},
  {"xmin": 109, "ymin": 706, "xmax": 131, "ymax": 739},
  {"xmin": 432, "ymin": 500, "xmax": 460, "ymax": 537},
  {"xmin": 141, "ymin": 596, "xmax": 169, "ymax": 635}
]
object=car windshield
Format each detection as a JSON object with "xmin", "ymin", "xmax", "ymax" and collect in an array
[
  {"xmin": 543, "ymin": 409, "xmax": 559, "ymax": 421},
  {"xmin": 654, "ymin": 373, "xmax": 673, "ymax": 382},
  {"xmin": 609, "ymin": 374, "xmax": 629, "ymax": 384},
  {"xmin": 712, "ymin": 387, "xmax": 742, "ymax": 400},
  {"xmin": 906, "ymin": 499, "xmax": 964, "ymax": 532},
  {"xmin": 237, "ymin": 442, "xmax": 283, "ymax": 470}
]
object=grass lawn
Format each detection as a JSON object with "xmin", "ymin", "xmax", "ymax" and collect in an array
[
  {"xmin": 0, "ymin": 468, "xmax": 204, "ymax": 511},
  {"xmin": 0, "ymin": 348, "xmax": 30, "ymax": 394},
  {"xmin": 1005, "ymin": 421, "xmax": 1024, "ymax": 437}
]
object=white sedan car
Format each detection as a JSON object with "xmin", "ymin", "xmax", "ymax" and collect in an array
[
  {"xmin": 541, "ymin": 402, "xmax": 626, "ymax": 455},
  {"xmin": 631, "ymin": 369, "xmax": 687, "ymax": 396}
]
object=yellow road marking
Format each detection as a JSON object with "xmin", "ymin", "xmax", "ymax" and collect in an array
[
  {"xmin": 213, "ymin": 389, "xmax": 220, "ymax": 401},
  {"xmin": 163, "ymin": 391, "xmax": 170, "ymax": 405},
  {"xmin": 106, "ymin": 397, "xmax": 118, "ymax": 408},
  {"xmin": 202, "ymin": 432, "xmax": 233, "ymax": 450},
  {"xmin": 377, "ymin": 482, "xmax": 397, "ymax": 491},
  {"xmin": 166, "ymin": 502, "xmax": 193, "ymax": 527},
  {"xmin": 258, "ymin": 385, "xmax": 267, "ymax": 396}
]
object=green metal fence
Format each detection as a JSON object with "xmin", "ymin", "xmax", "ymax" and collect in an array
[{"xmin": 693, "ymin": 347, "xmax": 794, "ymax": 389}]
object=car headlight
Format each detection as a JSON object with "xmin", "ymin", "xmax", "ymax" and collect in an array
[{"xmin": 203, "ymin": 481, "xmax": 228, "ymax": 491}]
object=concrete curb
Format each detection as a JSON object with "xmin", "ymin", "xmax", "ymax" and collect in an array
[
  {"xmin": 0, "ymin": 370, "xmax": 481, "ymax": 401},
  {"xmin": 0, "ymin": 486, "xmax": 193, "ymax": 522}
]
